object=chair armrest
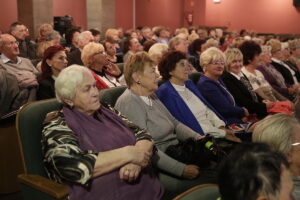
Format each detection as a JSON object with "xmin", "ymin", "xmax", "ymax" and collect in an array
[{"xmin": 18, "ymin": 174, "xmax": 68, "ymax": 199}]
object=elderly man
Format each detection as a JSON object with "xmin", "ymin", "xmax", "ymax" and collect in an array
[
  {"xmin": 67, "ymin": 31, "xmax": 94, "ymax": 66},
  {"xmin": 10, "ymin": 22, "xmax": 37, "ymax": 60},
  {"xmin": 0, "ymin": 34, "xmax": 39, "ymax": 113},
  {"xmin": 123, "ymin": 37, "xmax": 142, "ymax": 62}
]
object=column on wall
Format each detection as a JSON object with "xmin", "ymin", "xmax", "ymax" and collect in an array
[
  {"xmin": 17, "ymin": 0, "xmax": 53, "ymax": 38},
  {"xmin": 86, "ymin": 0, "xmax": 115, "ymax": 35}
]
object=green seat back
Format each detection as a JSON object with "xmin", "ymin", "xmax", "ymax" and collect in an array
[
  {"xmin": 16, "ymin": 99, "xmax": 62, "ymax": 176},
  {"xmin": 99, "ymin": 86, "xmax": 127, "ymax": 107}
]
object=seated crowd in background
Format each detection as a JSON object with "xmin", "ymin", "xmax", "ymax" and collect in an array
[{"xmin": 1, "ymin": 20, "xmax": 300, "ymax": 199}]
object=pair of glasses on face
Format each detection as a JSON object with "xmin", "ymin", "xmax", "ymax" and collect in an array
[
  {"xmin": 93, "ymin": 51, "xmax": 106, "ymax": 56},
  {"xmin": 210, "ymin": 61, "xmax": 225, "ymax": 66}
]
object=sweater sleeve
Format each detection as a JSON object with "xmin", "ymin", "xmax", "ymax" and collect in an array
[{"xmin": 42, "ymin": 112, "xmax": 98, "ymax": 186}]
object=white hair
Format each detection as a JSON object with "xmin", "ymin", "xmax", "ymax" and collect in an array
[{"xmin": 55, "ymin": 65, "xmax": 93, "ymax": 103}]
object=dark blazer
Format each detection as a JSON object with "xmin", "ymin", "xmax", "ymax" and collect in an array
[
  {"xmin": 67, "ymin": 48, "xmax": 83, "ymax": 66},
  {"xmin": 271, "ymin": 60, "xmax": 297, "ymax": 85},
  {"xmin": 197, "ymin": 75, "xmax": 244, "ymax": 124},
  {"xmin": 221, "ymin": 71, "xmax": 267, "ymax": 118},
  {"xmin": 37, "ymin": 77, "xmax": 55, "ymax": 100}
]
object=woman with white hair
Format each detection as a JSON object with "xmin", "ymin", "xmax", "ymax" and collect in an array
[
  {"xmin": 197, "ymin": 47, "xmax": 249, "ymax": 124},
  {"xmin": 253, "ymin": 113, "xmax": 300, "ymax": 199},
  {"xmin": 81, "ymin": 42, "xmax": 122, "ymax": 89},
  {"xmin": 42, "ymin": 65, "xmax": 163, "ymax": 200}
]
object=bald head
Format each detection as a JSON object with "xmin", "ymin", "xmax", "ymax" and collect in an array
[{"xmin": 0, "ymin": 34, "xmax": 20, "ymax": 60}]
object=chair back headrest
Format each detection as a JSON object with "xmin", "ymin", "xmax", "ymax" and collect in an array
[
  {"xmin": 16, "ymin": 99, "xmax": 62, "ymax": 176},
  {"xmin": 188, "ymin": 72, "xmax": 202, "ymax": 85},
  {"xmin": 99, "ymin": 86, "xmax": 127, "ymax": 107}
]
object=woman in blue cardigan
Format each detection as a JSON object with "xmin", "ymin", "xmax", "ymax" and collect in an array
[
  {"xmin": 156, "ymin": 50, "xmax": 240, "ymax": 142},
  {"xmin": 197, "ymin": 47, "xmax": 249, "ymax": 124}
]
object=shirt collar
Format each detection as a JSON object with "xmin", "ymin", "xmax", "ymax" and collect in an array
[
  {"xmin": 0, "ymin": 54, "xmax": 21, "ymax": 64},
  {"xmin": 171, "ymin": 82, "xmax": 186, "ymax": 92},
  {"xmin": 230, "ymin": 72, "xmax": 243, "ymax": 80}
]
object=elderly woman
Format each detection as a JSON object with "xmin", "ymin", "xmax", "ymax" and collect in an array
[
  {"xmin": 105, "ymin": 28, "xmax": 122, "ymax": 54},
  {"xmin": 268, "ymin": 39, "xmax": 300, "ymax": 86},
  {"xmin": 197, "ymin": 47, "xmax": 248, "ymax": 124},
  {"xmin": 289, "ymin": 39, "xmax": 300, "ymax": 71},
  {"xmin": 115, "ymin": 52, "xmax": 217, "ymax": 199},
  {"xmin": 239, "ymin": 41, "xmax": 287, "ymax": 102},
  {"xmin": 81, "ymin": 42, "xmax": 122, "ymax": 89},
  {"xmin": 36, "ymin": 23, "xmax": 53, "ymax": 43},
  {"xmin": 188, "ymin": 38, "xmax": 206, "ymax": 72},
  {"xmin": 156, "ymin": 50, "xmax": 239, "ymax": 141},
  {"xmin": 42, "ymin": 65, "xmax": 163, "ymax": 200},
  {"xmin": 37, "ymin": 45, "xmax": 67, "ymax": 100},
  {"xmin": 168, "ymin": 37, "xmax": 189, "ymax": 54},
  {"xmin": 253, "ymin": 114, "xmax": 300, "ymax": 199},
  {"xmin": 221, "ymin": 48, "xmax": 270, "ymax": 118},
  {"xmin": 148, "ymin": 43, "xmax": 169, "ymax": 65},
  {"xmin": 256, "ymin": 45, "xmax": 296, "ymax": 99}
]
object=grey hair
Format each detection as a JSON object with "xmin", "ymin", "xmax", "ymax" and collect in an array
[
  {"xmin": 45, "ymin": 30, "xmax": 61, "ymax": 41},
  {"xmin": 78, "ymin": 31, "xmax": 92, "ymax": 43},
  {"xmin": 253, "ymin": 113, "xmax": 298, "ymax": 155},
  {"xmin": 55, "ymin": 64, "xmax": 93, "ymax": 103}
]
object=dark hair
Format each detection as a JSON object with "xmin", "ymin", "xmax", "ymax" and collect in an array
[
  {"xmin": 188, "ymin": 39, "xmax": 206, "ymax": 55},
  {"xmin": 40, "ymin": 45, "xmax": 65, "ymax": 80},
  {"xmin": 158, "ymin": 51, "xmax": 186, "ymax": 80},
  {"xmin": 122, "ymin": 37, "xmax": 136, "ymax": 54},
  {"xmin": 89, "ymin": 28, "xmax": 101, "ymax": 37},
  {"xmin": 143, "ymin": 40, "xmax": 157, "ymax": 52},
  {"xmin": 65, "ymin": 27, "xmax": 80, "ymax": 46},
  {"xmin": 10, "ymin": 22, "xmax": 24, "ymax": 33},
  {"xmin": 239, "ymin": 41, "xmax": 262, "ymax": 65},
  {"xmin": 218, "ymin": 143, "xmax": 289, "ymax": 200}
]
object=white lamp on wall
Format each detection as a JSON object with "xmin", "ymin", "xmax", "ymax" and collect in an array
[{"xmin": 213, "ymin": 0, "xmax": 221, "ymax": 3}]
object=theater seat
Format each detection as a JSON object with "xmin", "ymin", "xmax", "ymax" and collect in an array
[
  {"xmin": 16, "ymin": 99, "xmax": 68, "ymax": 200},
  {"xmin": 188, "ymin": 72, "xmax": 202, "ymax": 85},
  {"xmin": 172, "ymin": 184, "xmax": 220, "ymax": 200},
  {"xmin": 99, "ymin": 86, "xmax": 127, "ymax": 107}
]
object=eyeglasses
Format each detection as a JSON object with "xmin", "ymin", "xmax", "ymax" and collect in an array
[
  {"xmin": 4, "ymin": 41, "xmax": 19, "ymax": 46},
  {"xmin": 292, "ymin": 142, "xmax": 300, "ymax": 146},
  {"xmin": 92, "ymin": 51, "xmax": 106, "ymax": 56},
  {"xmin": 210, "ymin": 61, "xmax": 225, "ymax": 66}
]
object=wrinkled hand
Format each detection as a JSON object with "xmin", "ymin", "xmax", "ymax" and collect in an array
[
  {"xmin": 126, "ymin": 146, "xmax": 151, "ymax": 168},
  {"xmin": 105, "ymin": 62, "xmax": 122, "ymax": 76},
  {"xmin": 182, "ymin": 165, "xmax": 200, "ymax": 179},
  {"xmin": 119, "ymin": 163, "xmax": 141, "ymax": 183},
  {"xmin": 135, "ymin": 140, "xmax": 154, "ymax": 157}
]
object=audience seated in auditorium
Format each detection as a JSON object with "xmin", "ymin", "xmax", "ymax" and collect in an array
[
  {"xmin": 239, "ymin": 40, "xmax": 287, "ymax": 102},
  {"xmin": 105, "ymin": 28, "xmax": 122, "ymax": 54},
  {"xmin": 42, "ymin": 65, "xmax": 163, "ymax": 200},
  {"xmin": 156, "ymin": 50, "xmax": 240, "ymax": 142},
  {"xmin": 221, "ymin": 48, "xmax": 270, "ymax": 119},
  {"xmin": 218, "ymin": 142, "xmax": 294, "ymax": 200},
  {"xmin": 154, "ymin": 26, "xmax": 170, "ymax": 44},
  {"xmin": 187, "ymin": 38, "xmax": 206, "ymax": 72},
  {"xmin": 81, "ymin": 42, "xmax": 122, "ymax": 89},
  {"xmin": 10, "ymin": 22, "xmax": 37, "ymax": 60},
  {"xmin": 140, "ymin": 26, "xmax": 154, "ymax": 45},
  {"xmin": 115, "ymin": 52, "xmax": 217, "ymax": 199},
  {"xmin": 253, "ymin": 114, "xmax": 300, "ymax": 199},
  {"xmin": 289, "ymin": 39, "xmax": 300, "ymax": 72},
  {"xmin": 0, "ymin": 34, "xmax": 38, "ymax": 110},
  {"xmin": 257, "ymin": 45, "xmax": 297, "ymax": 100},
  {"xmin": 67, "ymin": 31, "xmax": 94, "ymax": 66},
  {"xmin": 103, "ymin": 40, "xmax": 123, "ymax": 63},
  {"xmin": 37, "ymin": 45, "xmax": 67, "ymax": 100},
  {"xmin": 197, "ymin": 47, "xmax": 249, "ymax": 124},
  {"xmin": 268, "ymin": 39, "xmax": 300, "ymax": 86},
  {"xmin": 36, "ymin": 23, "xmax": 53, "ymax": 43},
  {"xmin": 168, "ymin": 37, "xmax": 189, "ymax": 54},
  {"xmin": 64, "ymin": 27, "xmax": 81, "ymax": 52},
  {"xmin": 122, "ymin": 37, "xmax": 142, "ymax": 62}
]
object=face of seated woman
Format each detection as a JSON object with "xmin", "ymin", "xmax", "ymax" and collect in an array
[
  {"xmin": 205, "ymin": 60, "xmax": 225, "ymax": 78},
  {"xmin": 228, "ymin": 56, "xmax": 243, "ymax": 75},
  {"xmin": 65, "ymin": 73, "xmax": 100, "ymax": 116},
  {"xmin": 133, "ymin": 63, "xmax": 160, "ymax": 96},
  {"xmin": 169, "ymin": 59, "xmax": 190, "ymax": 85}
]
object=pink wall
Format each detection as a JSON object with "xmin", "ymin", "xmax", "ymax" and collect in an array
[
  {"xmin": 115, "ymin": 0, "xmax": 133, "ymax": 30},
  {"xmin": 53, "ymin": 0, "xmax": 87, "ymax": 30},
  {"xmin": 135, "ymin": 0, "xmax": 184, "ymax": 30},
  {"xmin": 204, "ymin": 0, "xmax": 300, "ymax": 34},
  {"xmin": 0, "ymin": 0, "xmax": 17, "ymax": 32}
]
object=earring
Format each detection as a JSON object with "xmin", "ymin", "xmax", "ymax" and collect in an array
[{"xmin": 136, "ymin": 80, "xmax": 141, "ymax": 84}]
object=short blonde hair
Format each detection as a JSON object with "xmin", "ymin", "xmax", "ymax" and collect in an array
[
  {"xmin": 224, "ymin": 48, "xmax": 243, "ymax": 71},
  {"xmin": 266, "ymin": 39, "xmax": 281, "ymax": 54},
  {"xmin": 169, "ymin": 37, "xmax": 186, "ymax": 51},
  {"xmin": 200, "ymin": 47, "xmax": 226, "ymax": 70},
  {"xmin": 38, "ymin": 23, "xmax": 53, "ymax": 38},
  {"xmin": 124, "ymin": 51, "xmax": 155, "ymax": 87},
  {"xmin": 81, "ymin": 42, "xmax": 104, "ymax": 67},
  {"xmin": 55, "ymin": 65, "xmax": 93, "ymax": 103},
  {"xmin": 202, "ymin": 38, "xmax": 219, "ymax": 50},
  {"xmin": 105, "ymin": 28, "xmax": 119, "ymax": 40},
  {"xmin": 253, "ymin": 113, "xmax": 298, "ymax": 155},
  {"xmin": 288, "ymin": 39, "xmax": 300, "ymax": 50},
  {"xmin": 188, "ymin": 32, "xmax": 199, "ymax": 44},
  {"xmin": 148, "ymin": 43, "xmax": 168, "ymax": 64}
]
